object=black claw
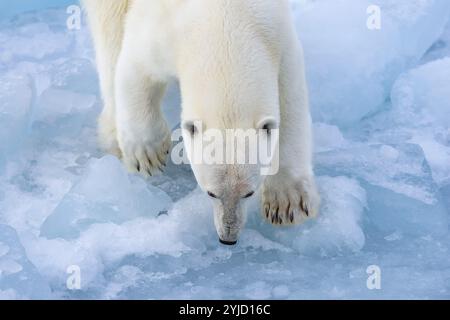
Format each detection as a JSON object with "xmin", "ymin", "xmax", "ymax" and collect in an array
[
  {"xmin": 290, "ymin": 213, "xmax": 294, "ymax": 223},
  {"xmin": 136, "ymin": 162, "xmax": 141, "ymax": 172},
  {"xmin": 157, "ymin": 154, "xmax": 165, "ymax": 164},
  {"xmin": 271, "ymin": 215, "xmax": 275, "ymax": 224}
]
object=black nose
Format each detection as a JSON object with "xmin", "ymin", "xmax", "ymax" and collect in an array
[{"xmin": 219, "ymin": 239, "xmax": 237, "ymax": 246}]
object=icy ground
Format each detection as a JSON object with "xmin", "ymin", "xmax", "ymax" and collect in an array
[{"xmin": 0, "ymin": 0, "xmax": 450, "ymax": 299}]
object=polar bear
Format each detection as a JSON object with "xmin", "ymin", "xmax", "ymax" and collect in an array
[{"xmin": 83, "ymin": 0, "xmax": 320, "ymax": 245}]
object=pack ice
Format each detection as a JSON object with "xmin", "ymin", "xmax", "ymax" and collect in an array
[{"xmin": 0, "ymin": 0, "xmax": 449, "ymax": 299}]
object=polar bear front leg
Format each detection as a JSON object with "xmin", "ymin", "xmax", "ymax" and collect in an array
[
  {"xmin": 115, "ymin": 55, "xmax": 171, "ymax": 177},
  {"xmin": 261, "ymin": 40, "xmax": 320, "ymax": 226}
]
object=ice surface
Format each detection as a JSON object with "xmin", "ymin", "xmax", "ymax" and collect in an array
[
  {"xmin": 0, "ymin": 72, "xmax": 33, "ymax": 168},
  {"xmin": 0, "ymin": 23, "xmax": 71, "ymax": 65},
  {"xmin": 316, "ymin": 143, "xmax": 448, "ymax": 237},
  {"xmin": 40, "ymin": 156, "xmax": 172, "ymax": 240},
  {"xmin": 292, "ymin": 0, "xmax": 450, "ymax": 127},
  {"xmin": 390, "ymin": 58, "xmax": 450, "ymax": 185},
  {"xmin": 0, "ymin": 0, "xmax": 75, "ymax": 21},
  {"xmin": 422, "ymin": 19, "xmax": 450, "ymax": 63},
  {"xmin": 246, "ymin": 176, "xmax": 367, "ymax": 256},
  {"xmin": 0, "ymin": 225, "xmax": 51, "ymax": 299},
  {"xmin": 346, "ymin": 54, "xmax": 450, "ymax": 232},
  {"xmin": 392, "ymin": 57, "xmax": 450, "ymax": 128},
  {"xmin": 0, "ymin": 2, "xmax": 449, "ymax": 299}
]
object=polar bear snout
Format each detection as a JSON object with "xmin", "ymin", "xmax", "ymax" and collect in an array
[
  {"xmin": 219, "ymin": 239, "xmax": 237, "ymax": 246},
  {"xmin": 213, "ymin": 201, "xmax": 246, "ymax": 246},
  {"xmin": 216, "ymin": 217, "xmax": 243, "ymax": 245},
  {"xmin": 217, "ymin": 223, "xmax": 241, "ymax": 246}
]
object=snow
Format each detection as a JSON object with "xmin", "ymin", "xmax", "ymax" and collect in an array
[{"xmin": 0, "ymin": 2, "xmax": 449, "ymax": 299}]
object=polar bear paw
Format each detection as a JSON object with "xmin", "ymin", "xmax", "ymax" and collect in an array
[
  {"xmin": 117, "ymin": 120, "xmax": 172, "ymax": 178},
  {"xmin": 261, "ymin": 173, "xmax": 320, "ymax": 226}
]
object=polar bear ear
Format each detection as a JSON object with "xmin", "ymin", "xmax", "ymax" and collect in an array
[
  {"xmin": 257, "ymin": 117, "xmax": 279, "ymax": 134},
  {"xmin": 182, "ymin": 121, "xmax": 198, "ymax": 137}
]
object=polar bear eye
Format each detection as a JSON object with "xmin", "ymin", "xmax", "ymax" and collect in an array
[
  {"xmin": 258, "ymin": 117, "xmax": 278, "ymax": 135},
  {"xmin": 183, "ymin": 121, "xmax": 198, "ymax": 136},
  {"xmin": 207, "ymin": 191, "xmax": 219, "ymax": 199},
  {"xmin": 243, "ymin": 191, "xmax": 255, "ymax": 199}
]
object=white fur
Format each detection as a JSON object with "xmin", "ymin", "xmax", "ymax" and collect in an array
[{"xmin": 83, "ymin": 0, "xmax": 320, "ymax": 242}]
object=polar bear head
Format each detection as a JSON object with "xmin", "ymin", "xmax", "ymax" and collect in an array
[
  {"xmin": 179, "ymin": 68, "xmax": 280, "ymax": 244},
  {"xmin": 181, "ymin": 119, "xmax": 279, "ymax": 245}
]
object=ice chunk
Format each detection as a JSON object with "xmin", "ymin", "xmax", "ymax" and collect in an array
[
  {"xmin": 316, "ymin": 143, "xmax": 449, "ymax": 236},
  {"xmin": 410, "ymin": 133, "xmax": 450, "ymax": 186},
  {"xmin": 390, "ymin": 58, "xmax": 450, "ymax": 184},
  {"xmin": 392, "ymin": 57, "xmax": 450, "ymax": 127},
  {"xmin": 0, "ymin": 72, "xmax": 33, "ymax": 168},
  {"xmin": 0, "ymin": 0, "xmax": 74, "ymax": 21},
  {"xmin": 422, "ymin": 20, "xmax": 450, "ymax": 63},
  {"xmin": 292, "ymin": 0, "xmax": 450, "ymax": 127},
  {"xmin": 51, "ymin": 59, "xmax": 99, "ymax": 95},
  {"xmin": 313, "ymin": 122, "xmax": 350, "ymax": 152},
  {"xmin": 34, "ymin": 87, "xmax": 96, "ymax": 123},
  {"xmin": 362, "ymin": 57, "xmax": 450, "ymax": 185},
  {"xmin": 40, "ymin": 156, "xmax": 172, "ymax": 239},
  {"xmin": 0, "ymin": 224, "xmax": 51, "ymax": 299},
  {"xmin": 0, "ymin": 23, "xmax": 71, "ymax": 65}
]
